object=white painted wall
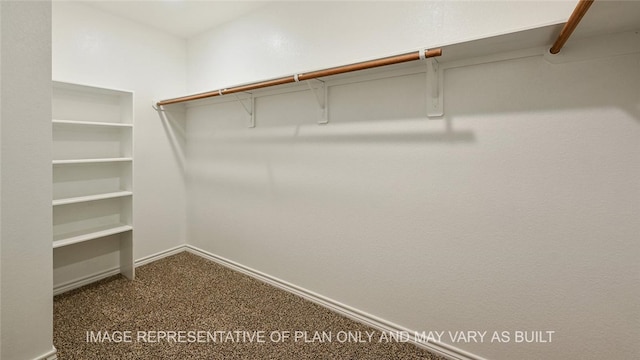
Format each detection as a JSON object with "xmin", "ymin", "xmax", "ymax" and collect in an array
[
  {"xmin": 52, "ymin": 2, "xmax": 187, "ymax": 286},
  {"xmin": 0, "ymin": 1, "xmax": 54, "ymax": 359},
  {"xmin": 187, "ymin": 0, "xmax": 576, "ymax": 93},
  {"xmin": 184, "ymin": 2, "xmax": 639, "ymax": 360}
]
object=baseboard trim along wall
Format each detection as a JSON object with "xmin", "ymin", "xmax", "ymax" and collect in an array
[
  {"xmin": 135, "ymin": 244, "xmax": 186, "ymax": 267},
  {"xmin": 53, "ymin": 244, "xmax": 485, "ymax": 360},
  {"xmin": 53, "ymin": 267, "xmax": 121, "ymax": 296},
  {"xmin": 185, "ymin": 245, "xmax": 486, "ymax": 360},
  {"xmin": 32, "ymin": 346, "xmax": 57, "ymax": 360},
  {"xmin": 53, "ymin": 245, "xmax": 185, "ymax": 295}
]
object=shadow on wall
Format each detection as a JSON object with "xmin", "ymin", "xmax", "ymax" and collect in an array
[
  {"xmin": 159, "ymin": 52, "xmax": 639, "ymax": 202},
  {"xmin": 166, "ymin": 52, "xmax": 639, "ymax": 152},
  {"xmin": 168, "ymin": 52, "xmax": 640, "ymax": 206},
  {"xmin": 179, "ymin": 67, "xmax": 478, "ymax": 146},
  {"xmin": 445, "ymin": 54, "xmax": 640, "ymax": 124},
  {"xmin": 158, "ymin": 106, "xmax": 187, "ymax": 173},
  {"xmin": 186, "ymin": 118, "xmax": 475, "ymax": 146}
]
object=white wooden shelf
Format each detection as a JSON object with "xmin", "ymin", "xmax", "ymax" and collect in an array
[
  {"xmin": 52, "ymin": 80, "xmax": 135, "ymax": 287},
  {"xmin": 52, "ymin": 191, "xmax": 132, "ymax": 206},
  {"xmin": 53, "ymin": 224, "xmax": 133, "ymax": 249},
  {"xmin": 52, "ymin": 157, "xmax": 133, "ymax": 165},
  {"xmin": 53, "ymin": 119, "xmax": 133, "ymax": 127}
]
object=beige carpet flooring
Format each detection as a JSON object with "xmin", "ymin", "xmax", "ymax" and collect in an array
[{"xmin": 54, "ymin": 252, "xmax": 447, "ymax": 359}]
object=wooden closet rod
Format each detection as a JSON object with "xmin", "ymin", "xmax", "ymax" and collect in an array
[
  {"xmin": 550, "ymin": 0, "xmax": 594, "ymax": 54},
  {"xmin": 156, "ymin": 48, "xmax": 442, "ymax": 107}
]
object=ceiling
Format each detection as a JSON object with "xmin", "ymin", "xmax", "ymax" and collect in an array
[
  {"xmin": 77, "ymin": 1, "xmax": 639, "ymax": 41},
  {"xmin": 82, "ymin": 1, "xmax": 271, "ymax": 39}
]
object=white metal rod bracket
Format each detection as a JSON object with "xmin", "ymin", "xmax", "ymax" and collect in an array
[
  {"xmin": 152, "ymin": 100, "xmax": 165, "ymax": 112},
  {"xmin": 306, "ymin": 79, "xmax": 329, "ymax": 125},
  {"xmin": 233, "ymin": 93, "xmax": 255, "ymax": 128},
  {"xmin": 426, "ymin": 58, "xmax": 444, "ymax": 117}
]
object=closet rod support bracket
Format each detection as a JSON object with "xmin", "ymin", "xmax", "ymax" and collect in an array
[
  {"xmin": 426, "ymin": 58, "xmax": 444, "ymax": 117},
  {"xmin": 305, "ymin": 79, "xmax": 329, "ymax": 125},
  {"xmin": 152, "ymin": 100, "xmax": 165, "ymax": 112},
  {"xmin": 233, "ymin": 93, "xmax": 255, "ymax": 128}
]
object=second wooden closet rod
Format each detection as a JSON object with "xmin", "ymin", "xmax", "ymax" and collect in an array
[{"xmin": 157, "ymin": 48, "xmax": 442, "ymax": 107}]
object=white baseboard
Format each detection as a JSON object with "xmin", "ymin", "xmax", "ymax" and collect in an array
[
  {"xmin": 32, "ymin": 346, "xmax": 57, "ymax": 360},
  {"xmin": 53, "ymin": 267, "xmax": 121, "ymax": 296},
  {"xmin": 54, "ymin": 245, "xmax": 187, "ymax": 295},
  {"xmin": 185, "ymin": 245, "xmax": 485, "ymax": 360},
  {"xmin": 135, "ymin": 244, "xmax": 187, "ymax": 267},
  {"xmin": 53, "ymin": 244, "xmax": 484, "ymax": 360}
]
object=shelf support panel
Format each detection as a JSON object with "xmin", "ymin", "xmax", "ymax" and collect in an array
[
  {"xmin": 426, "ymin": 58, "xmax": 444, "ymax": 117},
  {"xmin": 305, "ymin": 79, "xmax": 328, "ymax": 124},
  {"xmin": 233, "ymin": 93, "xmax": 255, "ymax": 128}
]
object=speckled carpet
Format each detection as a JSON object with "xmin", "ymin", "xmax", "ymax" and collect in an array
[{"xmin": 54, "ymin": 251, "xmax": 446, "ymax": 359}]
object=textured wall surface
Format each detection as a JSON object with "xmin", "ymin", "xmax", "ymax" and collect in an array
[
  {"xmin": 184, "ymin": 2, "xmax": 639, "ymax": 359},
  {"xmin": 186, "ymin": 50, "xmax": 640, "ymax": 360},
  {"xmin": 48, "ymin": 1, "xmax": 639, "ymax": 359},
  {"xmin": 1, "ymin": 1, "xmax": 54, "ymax": 359},
  {"xmin": 187, "ymin": 1, "xmax": 575, "ymax": 93}
]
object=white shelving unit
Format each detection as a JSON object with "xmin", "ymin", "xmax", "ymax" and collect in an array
[
  {"xmin": 52, "ymin": 119, "xmax": 133, "ymax": 128},
  {"xmin": 52, "ymin": 191, "xmax": 133, "ymax": 206},
  {"xmin": 52, "ymin": 81, "xmax": 134, "ymax": 281},
  {"xmin": 53, "ymin": 224, "xmax": 133, "ymax": 249},
  {"xmin": 52, "ymin": 158, "xmax": 133, "ymax": 165}
]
